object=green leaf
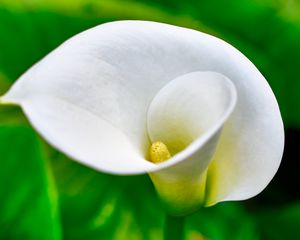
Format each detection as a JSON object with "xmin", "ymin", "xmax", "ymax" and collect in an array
[
  {"xmin": 257, "ymin": 203, "xmax": 300, "ymax": 240},
  {"xmin": 0, "ymin": 6, "xmax": 100, "ymax": 82},
  {"xmin": 0, "ymin": 125, "xmax": 61, "ymax": 240},
  {"xmin": 186, "ymin": 203, "xmax": 259, "ymax": 240},
  {"xmin": 48, "ymin": 150, "xmax": 164, "ymax": 240}
]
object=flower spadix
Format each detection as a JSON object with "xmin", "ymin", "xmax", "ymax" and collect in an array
[{"xmin": 0, "ymin": 21, "xmax": 284, "ymax": 215}]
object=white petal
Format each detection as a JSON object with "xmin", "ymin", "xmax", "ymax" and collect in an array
[
  {"xmin": 1, "ymin": 21, "xmax": 284, "ymax": 204},
  {"xmin": 19, "ymin": 96, "xmax": 154, "ymax": 174},
  {"xmin": 147, "ymin": 71, "xmax": 237, "ymax": 215},
  {"xmin": 147, "ymin": 71, "xmax": 236, "ymax": 154}
]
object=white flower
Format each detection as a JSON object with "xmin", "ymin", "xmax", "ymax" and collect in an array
[{"xmin": 0, "ymin": 21, "xmax": 284, "ymax": 215}]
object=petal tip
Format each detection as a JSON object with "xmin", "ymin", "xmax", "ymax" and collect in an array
[{"xmin": 0, "ymin": 95, "xmax": 18, "ymax": 106}]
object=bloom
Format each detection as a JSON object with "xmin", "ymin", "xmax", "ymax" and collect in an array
[{"xmin": 0, "ymin": 21, "xmax": 284, "ymax": 215}]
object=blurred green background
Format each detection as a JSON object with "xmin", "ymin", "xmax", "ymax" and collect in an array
[{"xmin": 0, "ymin": 0, "xmax": 299, "ymax": 239}]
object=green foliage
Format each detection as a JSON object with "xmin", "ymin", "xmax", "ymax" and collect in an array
[
  {"xmin": 0, "ymin": 0, "xmax": 299, "ymax": 239},
  {"xmin": 186, "ymin": 202, "xmax": 260, "ymax": 240},
  {"xmin": 0, "ymin": 126, "xmax": 61, "ymax": 240},
  {"xmin": 257, "ymin": 203, "xmax": 300, "ymax": 240},
  {"xmin": 49, "ymin": 150, "xmax": 164, "ymax": 240}
]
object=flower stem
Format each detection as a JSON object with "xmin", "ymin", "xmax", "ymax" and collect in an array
[{"xmin": 164, "ymin": 214, "xmax": 185, "ymax": 240}]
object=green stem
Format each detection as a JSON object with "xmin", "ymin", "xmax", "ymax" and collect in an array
[{"xmin": 164, "ymin": 214, "xmax": 185, "ymax": 240}]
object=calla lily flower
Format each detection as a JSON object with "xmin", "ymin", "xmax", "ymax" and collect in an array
[{"xmin": 0, "ymin": 21, "xmax": 284, "ymax": 215}]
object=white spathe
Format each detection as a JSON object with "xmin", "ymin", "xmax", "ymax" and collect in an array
[
  {"xmin": 0, "ymin": 21, "xmax": 284, "ymax": 210},
  {"xmin": 148, "ymin": 71, "xmax": 237, "ymax": 214}
]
